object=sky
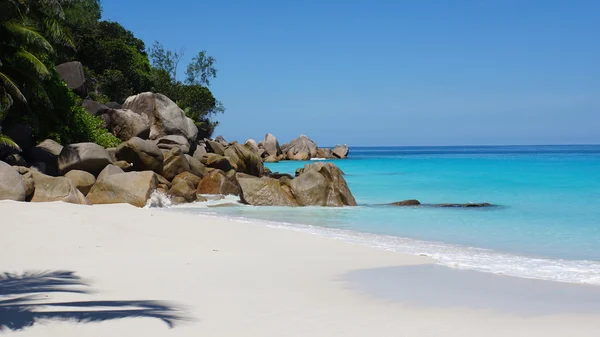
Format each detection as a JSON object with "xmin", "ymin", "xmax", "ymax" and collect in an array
[{"xmin": 101, "ymin": 0, "xmax": 599, "ymax": 146}]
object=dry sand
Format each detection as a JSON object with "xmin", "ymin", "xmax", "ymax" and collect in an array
[{"xmin": 1, "ymin": 200, "xmax": 599, "ymax": 336}]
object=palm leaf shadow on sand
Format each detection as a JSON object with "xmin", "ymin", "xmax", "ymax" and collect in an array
[{"xmin": 0, "ymin": 271, "xmax": 188, "ymax": 331}]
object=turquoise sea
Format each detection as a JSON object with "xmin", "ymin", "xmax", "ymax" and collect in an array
[{"xmin": 167, "ymin": 145, "xmax": 600, "ymax": 285}]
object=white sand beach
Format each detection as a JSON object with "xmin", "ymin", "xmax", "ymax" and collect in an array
[{"xmin": 1, "ymin": 200, "xmax": 599, "ymax": 336}]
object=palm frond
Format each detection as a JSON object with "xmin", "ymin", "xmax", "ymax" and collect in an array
[
  {"xmin": 3, "ymin": 21, "xmax": 54, "ymax": 54},
  {"xmin": 0, "ymin": 133, "xmax": 21, "ymax": 151},
  {"xmin": 15, "ymin": 49, "xmax": 50, "ymax": 76},
  {"xmin": 43, "ymin": 17, "xmax": 74, "ymax": 48},
  {"xmin": 0, "ymin": 71, "xmax": 26, "ymax": 104}
]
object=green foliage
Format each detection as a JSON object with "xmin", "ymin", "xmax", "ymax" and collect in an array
[
  {"xmin": 185, "ymin": 50, "xmax": 217, "ymax": 87},
  {"xmin": 68, "ymin": 104, "xmax": 121, "ymax": 148}
]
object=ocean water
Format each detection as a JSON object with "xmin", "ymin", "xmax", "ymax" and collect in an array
[{"xmin": 166, "ymin": 145, "xmax": 600, "ymax": 285}]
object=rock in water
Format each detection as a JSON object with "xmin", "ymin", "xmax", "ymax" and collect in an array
[
  {"xmin": 285, "ymin": 135, "xmax": 318, "ymax": 160},
  {"xmin": 30, "ymin": 171, "xmax": 89, "ymax": 205},
  {"xmin": 263, "ymin": 133, "xmax": 282, "ymax": 158},
  {"xmin": 122, "ymin": 92, "xmax": 198, "ymax": 145},
  {"xmin": 332, "ymin": 144, "xmax": 349, "ymax": 159},
  {"xmin": 237, "ymin": 174, "xmax": 298, "ymax": 206},
  {"xmin": 55, "ymin": 61, "xmax": 87, "ymax": 97},
  {"xmin": 0, "ymin": 161, "xmax": 26, "ymax": 201},
  {"xmin": 115, "ymin": 137, "xmax": 163, "ymax": 174},
  {"xmin": 172, "ymin": 172, "xmax": 203, "ymax": 189},
  {"xmin": 290, "ymin": 162, "xmax": 357, "ymax": 206},
  {"xmin": 390, "ymin": 199, "xmax": 421, "ymax": 206},
  {"xmin": 58, "ymin": 143, "xmax": 112, "ymax": 176},
  {"xmin": 64, "ymin": 170, "xmax": 96, "ymax": 196},
  {"xmin": 223, "ymin": 143, "xmax": 264, "ymax": 177},
  {"xmin": 167, "ymin": 179, "xmax": 197, "ymax": 204},
  {"xmin": 86, "ymin": 171, "xmax": 159, "ymax": 207}
]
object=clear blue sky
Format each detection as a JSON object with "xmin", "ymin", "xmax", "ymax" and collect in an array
[{"xmin": 101, "ymin": 0, "xmax": 599, "ymax": 146}]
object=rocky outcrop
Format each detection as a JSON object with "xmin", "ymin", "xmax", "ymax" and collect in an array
[
  {"xmin": 167, "ymin": 179, "xmax": 197, "ymax": 204},
  {"xmin": 285, "ymin": 135, "xmax": 318, "ymax": 160},
  {"xmin": 332, "ymin": 145, "xmax": 349, "ymax": 159},
  {"xmin": 55, "ymin": 61, "xmax": 87, "ymax": 98},
  {"xmin": 97, "ymin": 164, "xmax": 125, "ymax": 183},
  {"xmin": 197, "ymin": 169, "xmax": 240, "ymax": 196},
  {"xmin": 200, "ymin": 153, "xmax": 235, "ymax": 172},
  {"xmin": 155, "ymin": 135, "xmax": 190, "ymax": 154},
  {"xmin": 205, "ymin": 139, "xmax": 225, "ymax": 156},
  {"xmin": 58, "ymin": 143, "xmax": 112, "ymax": 176},
  {"xmin": 388, "ymin": 200, "xmax": 494, "ymax": 208},
  {"xmin": 0, "ymin": 161, "xmax": 26, "ymax": 201},
  {"xmin": 244, "ymin": 139, "xmax": 259, "ymax": 155},
  {"xmin": 289, "ymin": 162, "xmax": 356, "ymax": 206},
  {"xmin": 64, "ymin": 170, "xmax": 96, "ymax": 196},
  {"xmin": 237, "ymin": 174, "xmax": 298, "ymax": 206},
  {"xmin": 215, "ymin": 135, "xmax": 228, "ymax": 146},
  {"xmin": 115, "ymin": 137, "xmax": 163, "ymax": 174},
  {"xmin": 102, "ymin": 108, "xmax": 150, "ymax": 141},
  {"xmin": 86, "ymin": 171, "xmax": 159, "ymax": 207},
  {"xmin": 263, "ymin": 133, "xmax": 282, "ymax": 158},
  {"xmin": 162, "ymin": 148, "xmax": 190, "ymax": 181},
  {"xmin": 184, "ymin": 154, "xmax": 206, "ymax": 178},
  {"xmin": 123, "ymin": 92, "xmax": 198, "ymax": 145},
  {"xmin": 193, "ymin": 142, "xmax": 208, "ymax": 159},
  {"xmin": 28, "ymin": 139, "xmax": 62, "ymax": 176},
  {"xmin": 30, "ymin": 171, "xmax": 89, "ymax": 205},
  {"xmin": 316, "ymin": 148, "xmax": 333, "ymax": 159},
  {"xmin": 390, "ymin": 199, "xmax": 421, "ymax": 206},
  {"xmin": 172, "ymin": 172, "xmax": 202, "ymax": 189},
  {"xmin": 223, "ymin": 143, "xmax": 264, "ymax": 177}
]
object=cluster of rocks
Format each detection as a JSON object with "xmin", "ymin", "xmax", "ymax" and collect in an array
[
  {"xmin": 389, "ymin": 200, "xmax": 493, "ymax": 208},
  {"xmin": 241, "ymin": 133, "xmax": 349, "ymax": 162}
]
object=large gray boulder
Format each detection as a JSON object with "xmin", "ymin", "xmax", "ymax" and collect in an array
[
  {"xmin": 223, "ymin": 143, "xmax": 264, "ymax": 177},
  {"xmin": 0, "ymin": 161, "xmax": 26, "ymax": 201},
  {"xmin": 115, "ymin": 137, "xmax": 163, "ymax": 173},
  {"xmin": 193, "ymin": 141, "xmax": 208, "ymax": 160},
  {"xmin": 55, "ymin": 61, "xmax": 87, "ymax": 98},
  {"xmin": 167, "ymin": 179, "xmax": 197, "ymax": 204},
  {"xmin": 205, "ymin": 139, "xmax": 225, "ymax": 155},
  {"xmin": 289, "ymin": 162, "xmax": 357, "ymax": 206},
  {"xmin": 155, "ymin": 135, "xmax": 190, "ymax": 154},
  {"xmin": 244, "ymin": 139, "xmax": 260, "ymax": 155},
  {"xmin": 82, "ymin": 99, "xmax": 109, "ymax": 116},
  {"xmin": 96, "ymin": 164, "xmax": 125, "ymax": 183},
  {"xmin": 184, "ymin": 154, "xmax": 207, "ymax": 178},
  {"xmin": 285, "ymin": 135, "xmax": 318, "ymax": 160},
  {"xmin": 102, "ymin": 108, "xmax": 150, "ymax": 141},
  {"xmin": 237, "ymin": 174, "xmax": 298, "ymax": 206},
  {"xmin": 64, "ymin": 170, "xmax": 96, "ymax": 196},
  {"xmin": 86, "ymin": 171, "xmax": 159, "ymax": 207},
  {"xmin": 332, "ymin": 144, "xmax": 349, "ymax": 159},
  {"xmin": 29, "ymin": 139, "xmax": 63, "ymax": 176},
  {"xmin": 30, "ymin": 171, "xmax": 89, "ymax": 205},
  {"xmin": 200, "ymin": 153, "xmax": 235, "ymax": 172},
  {"xmin": 162, "ymin": 148, "xmax": 190, "ymax": 181},
  {"xmin": 15, "ymin": 166, "xmax": 35, "ymax": 199},
  {"xmin": 263, "ymin": 133, "xmax": 282, "ymax": 158},
  {"xmin": 58, "ymin": 143, "xmax": 112, "ymax": 176},
  {"xmin": 122, "ymin": 92, "xmax": 198, "ymax": 145}
]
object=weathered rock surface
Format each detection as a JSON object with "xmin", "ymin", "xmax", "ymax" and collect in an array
[
  {"xmin": 197, "ymin": 169, "xmax": 240, "ymax": 196},
  {"xmin": 215, "ymin": 136, "xmax": 228, "ymax": 146},
  {"xmin": 96, "ymin": 164, "xmax": 125, "ymax": 183},
  {"xmin": 200, "ymin": 153, "xmax": 235, "ymax": 172},
  {"xmin": 28, "ymin": 139, "xmax": 63, "ymax": 176},
  {"xmin": 0, "ymin": 161, "xmax": 26, "ymax": 201},
  {"xmin": 285, "ymin": 135, "xmax": 318, "ymax": 160},
  {"xmin": 193, "ymin": 142, "xmax": 208, "ymax": 159},
  {"xmin": 123, "ymin": 92, "xmax": 198, "ymax": 145},
  {"xmin": 115, "ymin": 137, "xmax": 163, "ymax": 173},
  {"xmin": 167, "ymin": 179, "xmax": 197, "ymax": 204},
  {"xmin": 332, "ymin": 145, "xmax": 349, "ymax": 159},
  {"xmin": 162, "ymin": 148, "xmax": 190, "ymax": 181},
  {"xmin": 244, "ymin": 139, "xmax": 259, "ymax": 155},
  {"xmin": 30, "ymin": 171, "xmax": 89, "ymax": 204},
  {"xmin": 263, "ymin": 133, "xmax": 282, "ymax": 158},
  {"xmin": 58, "ymin": 143, "xmax": 112, "ymax": 176},
  {"xmin": 289, "ymin": 162, "xmax": 357, "ymax": 206},
  {"xmin": 237, "ymin": 174, "xmax": 298, "ymax": 206},
  {"xmin": 82, "ymin": 99, "xmax": 109, "ymax": 116},
  {"xmin": 113, "ymin": 160, "xmax": 133, "ymax": 171},
  {"xmin": 184, "ymin": 154, "xmax": 206, "ymax": 178},
  {"xmin": 316, "ymin": 148, "xmax": 333, "ymax": 159},
  {"xmin": 102, "ymin": 108, "xmax": 150, "ymax": 141},
  {"xmin": 205, "ymin": 139, "xmax": 225, "ymax": 155},
  {"xmin": 55, "ymin": 61, "xmax": 87, "ymax": 97},
  {"xmin": 64, "ymin": 170, "xmax": 96, "ymax": 196},
  {"xmin": 86, "ymin": 171, "xmax": 159, "ymax": 207},
  {"xmin": 223, "ymin": 143, "xmax": 264, "ymax": 177},
  {"xmin": 390, "ymin": 199, "xmax": 421, "ymax": 206},
  {"xmin": 156, "ymin": 135, "xmax": 190, "ymax": 154},
  {"xmin": 15, "ymin": 166, "xmax": 35, "ymax": 199},
  {"xmin": 172, "ymin": 172, "xmax": 202, "ymax": 189},
  {"xmin": 435, "ymin": 203, "xmax": 493, "ymax": 208}
]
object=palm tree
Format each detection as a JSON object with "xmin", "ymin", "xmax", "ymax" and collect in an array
[{"xmin": 0, "ymin": 0, "xmax": 72, "ymax": 150}]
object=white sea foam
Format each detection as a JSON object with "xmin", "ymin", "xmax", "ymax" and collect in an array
[
  {"xmin": 168, "ymin": 208, "xmax": 600, "ymax": 285},
  {"xmin": 310, "ymin": 158, "xmax": 328, "ymax": 161},
  {"xmin": 144, "ymin": 190, "xmax": 172, "ymax": 208}
]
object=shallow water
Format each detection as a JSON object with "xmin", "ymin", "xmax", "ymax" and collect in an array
[{"xmin": 165, "ymin": 145, "xmax": 600, "ymax": 285}]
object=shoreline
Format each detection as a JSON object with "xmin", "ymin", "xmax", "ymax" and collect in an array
[
  {"xmin": 3, "ymin": 200, "xmax": 600, "ymax": 336},
  {"xmin": 163, "ymin": 199, "xmax": 600, "ymax": 286}
]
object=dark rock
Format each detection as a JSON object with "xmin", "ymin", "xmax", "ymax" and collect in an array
[
  {"xmin": 390, "ymin": 199, "xmax": 421, "ymax": 206},
  {"xmin": 162, "ymin": 148, "xmax": 190, "ymax": 181},
  {"xmin": 56, "ymin": 61, "xmax": 87, "ymax": 97},
  {"xmin": 223, "ymin": 143, "xmax": 264, "ymax": 177},
  {"xmin": 167, "ymin": 179, "xmax": 197, "ymax": 203},
  {"xmin": 197, "ymin": 169, "xmax": 240, "ymax": 196},
  {"xmin": 332, "ymin": 144, "xmax": 349, "ymax": 159},
  {"xmin": 28, "ymin": 139, "xmax": 63, "ymax": 176},
  {"xmin": 172, "ymin": 171, "xmax": 202, "ymax": 189},
  {"xmin": 3, "ymin": 153, "xmax": 27, "ymax": 166},
  {"xmin": 205, "ymin": 139, "xmax": 225, "ymax": 155},
  {"xmin": 115, "ymin": 137, "xmax": 163, "ymax": 173},
  {"xmin": 434, "ymin": 203, "xmax": 493, "ymax": 208},
  {"xmin": 82, "ymin": 99, "xmax": 109, "ymax": 116},
  {"xmin": 58, "ymin": 142, "xmax": 112, "ymax": 176},
  {"xmin": 105, "ymin": 102, "xmax": 122, "ymax": 109}
]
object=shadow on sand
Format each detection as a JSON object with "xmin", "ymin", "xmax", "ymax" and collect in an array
[{"xmin": 0, "ymin": 270, "xmax": 188, "ymax": 331}]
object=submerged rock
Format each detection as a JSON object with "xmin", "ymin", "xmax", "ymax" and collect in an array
[
  {"xmin": 390, "ymin": 199, "xmax": 421, "ymax": 206},
  {"xmin": 434, "ymin": 203, "xmax": 493, "ymax": 208}
]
